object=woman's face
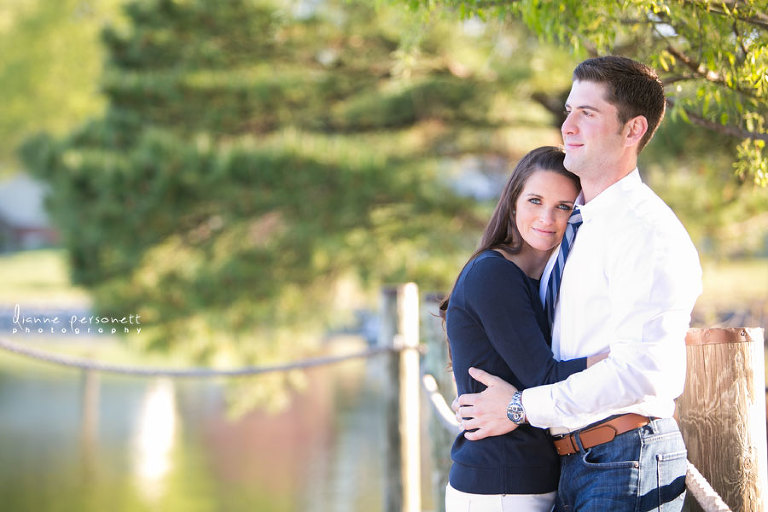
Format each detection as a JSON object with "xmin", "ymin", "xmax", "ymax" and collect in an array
[{"xmin": 514, "ymin": 169, "xmax": 579, "ymax": 253}]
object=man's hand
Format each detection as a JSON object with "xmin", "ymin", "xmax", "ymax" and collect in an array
[{"xmin": 454, "ymin": 367, "xmax": 519, "ymax": 440}]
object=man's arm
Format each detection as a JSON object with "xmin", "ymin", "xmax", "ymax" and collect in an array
[{"xmin": 455, "ymin": 350, "xmax": 610, "ymax": 441}]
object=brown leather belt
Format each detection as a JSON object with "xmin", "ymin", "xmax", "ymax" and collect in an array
[{"xmin": 552, "ymin": 413, "xmax": 651, "ymax": 456}]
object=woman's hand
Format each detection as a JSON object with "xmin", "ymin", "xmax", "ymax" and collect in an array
[{"xmin": 586, "ymin": 351, "xmax": 610, "ymax": 368}]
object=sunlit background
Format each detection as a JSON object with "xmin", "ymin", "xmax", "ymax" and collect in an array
[{"xmin": 0, "ymin": 0, "xmax": 766, "ymax": 510}]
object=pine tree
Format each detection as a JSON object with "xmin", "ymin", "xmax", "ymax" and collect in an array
[{"xmin": 21, "ymin": 0, "xmax": 563, "ymax": 371}]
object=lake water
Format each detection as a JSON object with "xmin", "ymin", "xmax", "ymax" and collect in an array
[{"xmin": 0, "ymin": 341, "xmax": 438, "ymax": 512}]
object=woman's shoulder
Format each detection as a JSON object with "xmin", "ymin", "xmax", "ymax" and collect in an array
[
  {"xmin": 470, "ymin": 249, "xmax": 522, "ymax": 270},
  {"xmin": 464, "ymin": 249, "xmax": 527, "ymax": 285}
]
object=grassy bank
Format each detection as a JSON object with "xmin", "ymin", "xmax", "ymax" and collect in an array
[
  {"xmin": 695, "ymin": 259, "xmax": 767, "ymax": 327},
  {"xmin": 0, "ymin": 249, "xmax": 90, "ymax": 305}
]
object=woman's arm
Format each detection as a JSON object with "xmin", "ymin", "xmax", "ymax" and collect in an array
[{"xmin": 463, "ymin": 257, "xmax": 586, "ymax": 387}]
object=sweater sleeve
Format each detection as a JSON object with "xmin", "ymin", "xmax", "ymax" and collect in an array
[{"xmin": 464, "ymin": 256, "xmax": 587, "ymax": 387}]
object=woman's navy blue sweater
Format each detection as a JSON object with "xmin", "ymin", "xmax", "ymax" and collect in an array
[{"xmin": 446, "ymin": 250, "xmax": 587, "ymax": 495}]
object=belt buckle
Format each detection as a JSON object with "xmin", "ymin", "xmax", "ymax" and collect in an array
[{"xmin": 554, "ymin": 433, "xmax": 579, "ymax": 456}]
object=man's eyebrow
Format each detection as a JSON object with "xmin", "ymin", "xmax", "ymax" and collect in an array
[{"xmin": 565, "ymin": 103, "xmax": 601, "ymax": 112}]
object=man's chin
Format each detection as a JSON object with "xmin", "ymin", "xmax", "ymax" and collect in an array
[{"xmin": 563, "ymin": 155, "xmax": 581, "ymax": 174}]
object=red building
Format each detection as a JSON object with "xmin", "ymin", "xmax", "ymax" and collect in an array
[{"xmin": 0, "ymin": 174, "xmax": 58, "ymax": 252}]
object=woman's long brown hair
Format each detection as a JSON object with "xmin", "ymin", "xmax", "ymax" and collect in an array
[{"xmin": 439, "ymin": 146, "xmax": 578, "ymax": 365}]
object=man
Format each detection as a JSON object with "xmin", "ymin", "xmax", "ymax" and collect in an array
[{"xmin": 455, "ymin": 56, "xmax": 702, "ymax": 510}]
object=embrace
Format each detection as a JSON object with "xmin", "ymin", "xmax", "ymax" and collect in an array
[{"xmin": 441, "ymin": 56, "xmax": 702, "ymax": 511}]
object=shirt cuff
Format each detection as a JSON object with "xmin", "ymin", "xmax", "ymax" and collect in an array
[{"xmin": 521, "ymin": 384, "xmax": 557, "ymax": 429}]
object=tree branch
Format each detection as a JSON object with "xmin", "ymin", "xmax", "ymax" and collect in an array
[
  {"xmin": 667, "ymin": 98, "xmax": 768, "ymax": 142},
  {"xmin": 732, "ymin": 19, "xmax": 749, "ymax": 58},
  {"xmin": 664, "ymin": 45, "xmax": 761, "ymax": 100},
  {"xmin": 680, "ymin": 0, "xmax": 768, "ymax": 29},
  {"xmin": 665, "ymin": 46, "xmax": 723, "ymax": 82},
  {"xmin": 662, "ymin": 73, "xmax": 698, "ymax": 85}
]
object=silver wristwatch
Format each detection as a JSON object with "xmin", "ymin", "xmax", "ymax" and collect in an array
[{"xmin": 506, "ymin": 391, "xmax": 526, "ymax": 424}]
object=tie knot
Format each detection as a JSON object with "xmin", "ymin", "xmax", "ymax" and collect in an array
[{"xmin": 569, "ymin": 207, "xmax": 583, "ymax": 226}]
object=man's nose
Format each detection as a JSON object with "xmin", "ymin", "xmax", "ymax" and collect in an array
[{"xmin": 562, "ymin": 112, "xmax": 576, "ymax": 135}]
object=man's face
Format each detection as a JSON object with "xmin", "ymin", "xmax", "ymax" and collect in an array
[{"xmin": 561, "ymin": 80, "xmax": 627, "ymax": 179}]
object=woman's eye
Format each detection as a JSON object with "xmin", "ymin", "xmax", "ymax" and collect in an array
[
  {"xmin": 558, "ymin": 204, "xmax": 573, "ymax": 211},
  {"xmin": 528, "ymin": 198, "xmax": 541, "ymax": 205}
]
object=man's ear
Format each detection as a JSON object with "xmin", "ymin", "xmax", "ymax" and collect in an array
[{"xmin": 624, "ymin": 115, "xmax": 648, "ymax": 148}]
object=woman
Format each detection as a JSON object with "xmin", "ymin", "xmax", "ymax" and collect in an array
[{"xmin": 442, "ymin": 146, "xmax": 605, "ymax": 511}]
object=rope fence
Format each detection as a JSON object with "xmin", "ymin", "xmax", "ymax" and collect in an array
[
  {"xmin": 686, "ymin": 462, "xmax": 733, "ymax": 512},
  {"xmin": 0, "ymin": 336, "xmax": 393, "ymax": 377},
  {"xmin": 421, "ymin": 373, "xmax": 460, "ymax": 433}
]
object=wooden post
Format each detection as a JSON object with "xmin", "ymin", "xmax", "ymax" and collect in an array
[
  {"xmin": 380, "ymin": 284, "xmax": 422, "ymax": 512},
  {"xmin": 380, "ymin": 287, "xmax": 401, "ymax": 512},
  {"xmin": 677, "ymin": 327, "xmax": 767, "ymax": 512},
  {"xmin": 421, "ymin": 293, "xmax": 457, "ymax": 512},
  {"xmin": 80, "ymin": 368, "xmax": 100, "ymax": 481}
]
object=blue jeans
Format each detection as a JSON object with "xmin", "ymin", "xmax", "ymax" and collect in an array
[{"xmin": 555, "ymin": 417, "xmax": 687, "ymax": 512}]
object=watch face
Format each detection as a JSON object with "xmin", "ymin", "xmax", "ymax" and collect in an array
[
  {"xmin": 506, "ymin": 393, "xmax": 525, "ymax": 424},
  {"xmin": 507, "ymin": 403, "xmax": 524, "ymax": 424}
]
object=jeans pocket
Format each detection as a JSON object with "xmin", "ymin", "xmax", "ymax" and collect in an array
[
  {"xmin": 582, "ymin": 447, "xmax": 640, "ymax": 469},
  {"xmin": 656, "ymin": 450, "xmax": 687, "ymax": 509},
  {"xmin": 572, "ymin": 443, "xmax": 640, "ymax": 509}
]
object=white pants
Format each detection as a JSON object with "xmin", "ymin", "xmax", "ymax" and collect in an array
[{"xmin": 445, "ymin": 483, "xmax": 556, "ymax": 512}]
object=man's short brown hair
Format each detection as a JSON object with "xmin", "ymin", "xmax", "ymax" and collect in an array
[{"xmin": 573, "ymin": 56, "xmax": 666, "ymax": 151}]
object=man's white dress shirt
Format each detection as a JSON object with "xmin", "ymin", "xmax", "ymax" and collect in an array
[{"xmin": 527, "ymin": 169, "xmax": 702, "ymax": 433}]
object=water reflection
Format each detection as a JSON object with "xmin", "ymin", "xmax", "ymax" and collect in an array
[
  {"xmin": 132, "ymin": 378, "xmax": 176, "ymax": 503},
  {"xmin": 0, "ymin": 345, "xmax": 433, "ymax": 511}
]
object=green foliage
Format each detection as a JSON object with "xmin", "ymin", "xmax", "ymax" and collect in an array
[
  {"xmin": 406, "ymin": 0, "xmax": 768, "ymax": 185},
  {"xmin": 0, "ymin": 0, "xmax": 123, "ymax": 169},
  {"xmin": 641, "ymin": 115, "xmax": 768, "ymax": 259},
  {"xmin": 21, "ymin": 0, "xmax": 565, "ymax": 375}
]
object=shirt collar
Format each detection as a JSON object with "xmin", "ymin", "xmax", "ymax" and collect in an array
[{"xmin": 578, "ymin": 168, "xmax": 641, "ymax": 222}]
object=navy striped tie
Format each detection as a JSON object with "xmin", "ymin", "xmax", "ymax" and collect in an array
[{"xmin": 545, "ymin": 207, "xmax": 582, "ymax": 327}]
